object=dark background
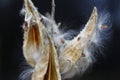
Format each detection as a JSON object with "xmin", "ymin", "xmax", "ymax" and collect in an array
[{"xmin": 0, "ymin": 0, "xmax": 120, "ymax": 80}]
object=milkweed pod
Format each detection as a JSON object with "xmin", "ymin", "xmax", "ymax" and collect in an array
[
  {"xmin": 59, "ymin": 7, "xmax": 98, "ymax": 79},
  {"xmin": 22, "ymin": 0, "xmax": 61, "ymax": 80}
]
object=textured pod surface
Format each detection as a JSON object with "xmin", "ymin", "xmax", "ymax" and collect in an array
[
  {"xmin": 22, "ymin": 0, "xmax": 61, "ymax": 80},
  {"xmin": 59, "ymin": 7, "xmax": 98, "ymax": 79}
]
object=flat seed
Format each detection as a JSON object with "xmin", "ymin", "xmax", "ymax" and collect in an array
[
  {"xmin": 24, "ymin": 21, "xmax": 28, "ymax": 27},
  {"xmin": 82, "ymin": 53, "xmax": 85, "ymax": 57},
  {"xmin": 101, "ymin": 25, "xmax": 108, "ymax": 29},
  {"xmin": 77, "ymin": 37, "xmax": 80, "ymax": 41},
  {"xmin": 61, "ymin": 38, "xmax": 65, "ymax": 44}
]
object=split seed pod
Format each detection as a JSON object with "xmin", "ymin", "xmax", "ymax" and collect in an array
[
  {"xmin": 59, "ymin": 7, "xmax": 98, "ymax": 79},
  {"xmin": 23, "ymin": 0, "xmax": 61, "ymax": 80}
]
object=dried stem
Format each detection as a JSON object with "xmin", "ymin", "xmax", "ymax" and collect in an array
[{"xmin": 51, "ymin": 0, "xmax": 55, "ymax": 20}]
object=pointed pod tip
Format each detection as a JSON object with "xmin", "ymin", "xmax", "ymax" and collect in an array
[
  {"xmin": 93, "ymin": 6, "xmax": 98, "ymax": 17},
  {"xmin": 79, "ymin": 6, "xmax": 98, "ymax": 39},
  {"xmin": 93, "ymin": 6, "xmax": 97, "ymax": 11},
  {"xmin": 88, "ymin": 6, "xmax": 98, "ymax": 24}
]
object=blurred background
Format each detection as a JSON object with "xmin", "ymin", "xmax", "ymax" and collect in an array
[{"xmin": 0, "ymin": 0, "xmax": 120, "ymax": 80}]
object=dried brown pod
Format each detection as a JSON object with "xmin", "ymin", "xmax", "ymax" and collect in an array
[
  {"xmin": 22, "ymin": 0, "xmax": 61, "ymax": 80},
  {"xmin": 59, "ymin": 7, "xmax": 98, "ymax": 79}
]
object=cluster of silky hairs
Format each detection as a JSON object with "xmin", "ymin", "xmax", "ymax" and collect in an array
[{"xmin": 19, "ymin": 0, "xmax": 111, "ymax": 80}]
